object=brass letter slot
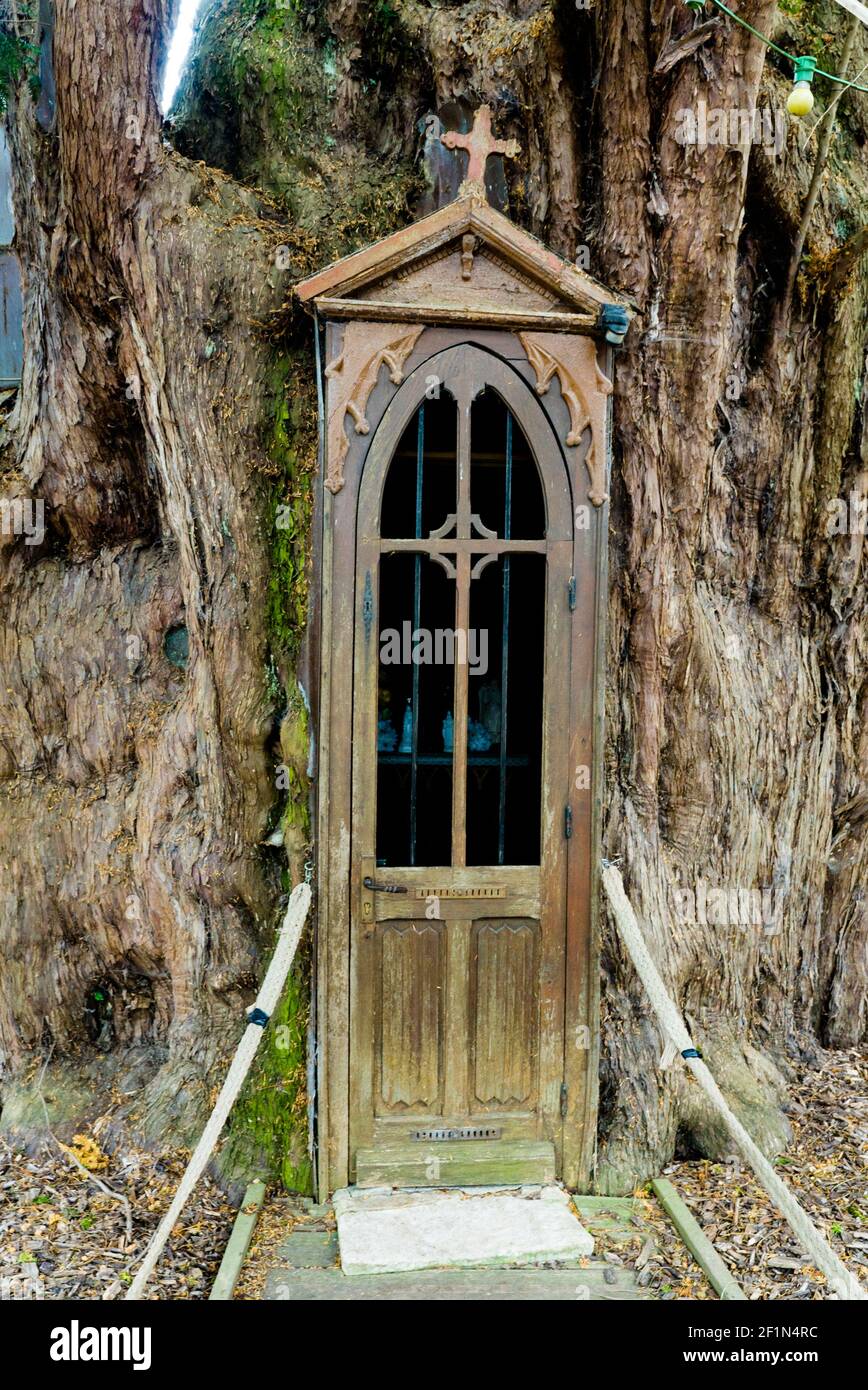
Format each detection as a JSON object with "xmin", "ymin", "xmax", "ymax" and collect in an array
[{"xmin": 414, "ymin": 886, "xmax": 506, "ymax": 900}]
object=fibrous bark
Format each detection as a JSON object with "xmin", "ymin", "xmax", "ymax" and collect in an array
[{"xmin": 0, "ymin": 0, "xmax": 865, "ymax": 1194}]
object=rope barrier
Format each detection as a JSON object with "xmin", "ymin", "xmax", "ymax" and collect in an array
[
  {"xmin": 125, "ymin": 881, "xmax": 312, "ymax": 1300},
  {"xmin": 602, "ymin": 862, "xmax": 867, "ymax": 1302}
]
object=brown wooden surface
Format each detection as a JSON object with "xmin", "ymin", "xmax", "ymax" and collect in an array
[
  {"xmin": 348, "ymin": 342, "xmax": 575, "ymax": 1180},
  {"xmin": 295, "ymin": 192, "xmax": 632, "ymax": 318},
  {"xmin": 315, "ymin": 325, "xmax": 609, "ymax": 1194},
  {"xmin": 316, "ymin": 296, "xmax": 597, "ymax": 333}
]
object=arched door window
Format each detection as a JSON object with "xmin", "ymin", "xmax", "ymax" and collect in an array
[
  {"xmin": 376, "ymin": 388, "xmax": 548, "ymax": 867},
  {"xmin": 361, "ymin": 346, "xmax": 571, "ymax": 872}
]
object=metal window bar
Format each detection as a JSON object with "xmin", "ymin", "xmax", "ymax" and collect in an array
[
  {"xmin": 409, "ymin": 405, "xmax": 425, "ymax": 866},
  {"xmin": 497, "ymin": 411, "xmax": 513, "ymax": 865}
]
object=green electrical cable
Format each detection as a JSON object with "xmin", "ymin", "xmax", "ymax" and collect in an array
[{"xmin": 708, "ymin": 0, "xmax": 868, "ymax": 94}]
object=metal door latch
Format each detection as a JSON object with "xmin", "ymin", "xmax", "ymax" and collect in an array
[{"xmin": 362, "ymin": 876, "xmax": 408, "ymax": 894}]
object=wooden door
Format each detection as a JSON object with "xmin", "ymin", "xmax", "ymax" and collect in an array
[{"xmin": 349, "ymin": 344, "xmax": 574, "ymax": 1187}]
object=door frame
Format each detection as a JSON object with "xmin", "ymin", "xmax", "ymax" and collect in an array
[{"xmin": 309, "ymin": 322, "xmax": 610, "ymax": 1199}]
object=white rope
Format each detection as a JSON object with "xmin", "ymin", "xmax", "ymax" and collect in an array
[
  {"xmin": 602, "ymin": 862, "xmax": 867, "ymax": 1302},
  {"xmin": 125, "ymin": 881, "xmax": 312, "ymax": 1300}
]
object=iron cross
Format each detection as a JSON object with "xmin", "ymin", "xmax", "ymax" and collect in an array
[{"xmin": 441, "ymin": 105, "xmax": 520, "ymax": 185}]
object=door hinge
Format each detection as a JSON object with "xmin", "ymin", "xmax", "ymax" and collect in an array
[
  {"xmin": 564, "ymin": 804, "xmax": 573, "ymax": 839},
  {"xmin": 560, "ymin": 1082, "xmax": 568, "ymax": 1119},
  {"xmin": 568, "ymin": 576, "xmax": 576, "ymax": 611}
]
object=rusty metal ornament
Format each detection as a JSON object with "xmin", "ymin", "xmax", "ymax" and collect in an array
[{"xmin": 441, "ymin": 104, "xmax": 520, "ymax": 202}]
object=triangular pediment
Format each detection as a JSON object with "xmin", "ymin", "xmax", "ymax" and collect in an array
[{"xmin": 296, "ymin": 194, "xmax": 631, "ymax": 335}]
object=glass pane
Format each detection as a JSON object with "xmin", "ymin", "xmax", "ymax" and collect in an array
[
  {"xmin": 470, "ymin": 392, "xmax": 545, "ymax": 540},
  {"xmin": 375, "ymin": 552, "xmax": 455, "ymax": 867},
  {"xmin": 381, "ymin": 396, "xmax": 458, "ymax": 540},
  {"xmin": 465, "ymin": 554, "xmax": 544, "ymax": 866}
]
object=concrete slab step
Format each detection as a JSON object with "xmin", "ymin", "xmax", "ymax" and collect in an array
[{"xmin": 333, "ymin": 1184, "xmax": 595, "ymax": 1276}]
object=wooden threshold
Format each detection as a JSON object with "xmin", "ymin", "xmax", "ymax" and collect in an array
[{"xmin": 355, "ymin": 1139, "xmax": 555, "ymax": 1189}]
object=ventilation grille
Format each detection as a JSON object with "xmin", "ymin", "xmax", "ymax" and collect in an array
[{"xmin": 409, "ymin": 1126, "xmax": 502, "ymax": 1142}]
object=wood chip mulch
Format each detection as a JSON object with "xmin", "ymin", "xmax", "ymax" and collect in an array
[
  {"xmin": 1, "ymin": 1046, "xmax": 863, "ymax": 1301},
  {"xmin": 0, "ymin": 1136, "xmax": 235, "ymax": 1301},
  {"xmin": 642, "ymin": 1047, "xmax": 867, "ymax": 1300},
  {"xmin": 233, "ymin": 1193, "xmax": 336, "ymax": 1301}
]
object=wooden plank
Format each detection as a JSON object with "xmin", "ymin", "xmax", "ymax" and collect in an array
[
  {"xmin": 651, "ymin": 1177, "xmax": 747, "ymax": 1301},
  {"xmin": 355, "ymin": 1139, "xmax": 555, "ymax": 1189},
  {"xmin": 372, "ymin": 1112, "xmax": 539, "ymax": 1146},
  {"xmin": 317, "ymin": 297, "xmax": 597, "ymax": 333},
  {"xmin": 370, "ymin": 870, "xmax": 540, "ymax": 922},
  {"xmin": 315, "ymin": 364, "xmax": 335, "ymax": 1201},
  {"xmin": 295, "ymin": 192, "xmax": 630, "ymax": 319},
  {"xmin": 560, "ymin": 346, "xmax": 610, "ymax": 1191},
  {"xmin": 442, "ymin": 918, "xmax": 472, "ymax": 1118},
  {"xmin": 349, "ymin": 534, "xmax": 381, "ymax": 1162},
  {"xmin": 325, "ymin": 320, "xmax": 357, "ymax": 1192},
  {"xmin": 264, "ymin": 1265, "xmax": 653, "ymax": 1300},
  {"xmin": 208, "ymin": 1181, "xmax": 266, "ymax": 1301}
]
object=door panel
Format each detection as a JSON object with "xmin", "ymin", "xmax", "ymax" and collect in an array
[
  {"xmin": 470, "ymin": 918, "xmax": 539, "ymax": 1111},
  {"xmin": 375, "ymin": 919, "xmax": 445, "ymax": 1113},
  {"xmin": 350, "ymin": 344, "xmax": 573, "ymax": 1186}
]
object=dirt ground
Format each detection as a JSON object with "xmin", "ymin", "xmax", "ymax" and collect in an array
[{"xmin": 1, "ymin": 1046, "xmax": 864, "ymax": 1300}]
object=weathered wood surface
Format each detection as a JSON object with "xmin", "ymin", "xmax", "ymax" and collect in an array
[
  {"xmin": 296, "ymin": 193, "xmax": 629, "ymax": 317},
  {"xmin": 209, "ymin": 1181, "xmax": 267, "ymax": 1302},
  {"xmin": 651, "ymin": 1178, "xmax": 746, "ymax": 1302},
  {"xmin": 341, "ymin": 341, "xmax": 587, "ymax": 1187},
  {"xmin": 263, "ymin": 1265, "xmax": 652, "ymax": 1301},
  {"xmin": 355, "ymin": 1140, "xmax": 556, "ymax": 1189}
]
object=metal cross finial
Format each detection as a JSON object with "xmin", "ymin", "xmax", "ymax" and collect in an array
[{"xmin": 441, "ymin": 105, "xmax": 520, "ymax": 193}]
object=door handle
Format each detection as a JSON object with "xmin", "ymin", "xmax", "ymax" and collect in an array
[{"xmin": 362, "ymin": 876, "xmax": 408, "ymax": 894}]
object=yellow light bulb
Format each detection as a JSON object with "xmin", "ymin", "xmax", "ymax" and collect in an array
[{"xmin": 787, "ymin": 82, "xmax": 814, "ymax": 117}]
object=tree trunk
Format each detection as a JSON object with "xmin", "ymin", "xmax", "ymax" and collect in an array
[{"xmin": 0, "ymin": 0, "xmax": 864, "ymax": 1194}]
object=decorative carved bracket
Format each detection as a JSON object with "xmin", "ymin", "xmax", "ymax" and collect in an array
[
  {"xmin": 324, "ymin": 324, "xmax": 425, "ymax": 494},
  {"xmin": 517, "ymin": 332, "xmax": 613, "ymax": 506}
]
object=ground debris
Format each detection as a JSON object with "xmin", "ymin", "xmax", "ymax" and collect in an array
[
  {"xmin": 0, "ymin": 1135, "xmax": 235, "ymax": 1301},
  {"xmin": 646, "ymin": 1047, "xmax": 867, "ymax": 1301}
]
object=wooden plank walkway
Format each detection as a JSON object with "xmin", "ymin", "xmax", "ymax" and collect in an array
[
  {"xmin": 263, "ymin": 1265, "xmax": 652, "ymax": 1300},
  {"xmin": 251, "ymin": 1191, "xmax": 656, "ymax": 1301},
  {"xmin": 222, "ymin": 1180, "xmax": 746, "ymax": 1301}
]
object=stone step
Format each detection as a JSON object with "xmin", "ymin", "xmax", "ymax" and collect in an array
[{"xmin": 333, "ymin": 1183, "xmax": 595, "ymax": 1276}]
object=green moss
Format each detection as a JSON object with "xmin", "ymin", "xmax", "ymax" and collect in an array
[
  {"xmin": 172, "ymin": 0, "xmax": 335, "ymax": 200},
  {"xmin": 172, "ymin": 0, "xmax": 423, "ymax": 242},
  {"xmin": 223, "ymin": 356, "xmax": 316, "ymax": 1194},
  {"xmin": 265, "ymin": 352, "xmax": 316, "ymax": 663},
  {"xmin": 222, "ymin": 942, "xmax": 313, "ymax": 1192},
  {"xmin": 0, "ymin": 20, "xmax": 38, "ymax": 113}
]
